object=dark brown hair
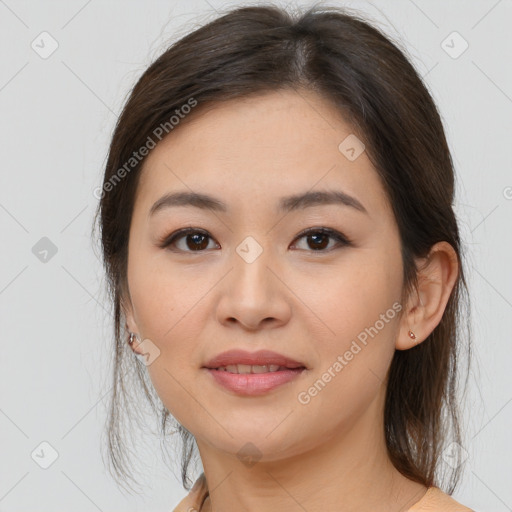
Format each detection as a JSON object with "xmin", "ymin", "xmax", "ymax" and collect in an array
[{"xmin": 92, "ymin": 3, "xmax": 472, "ymax": 495}]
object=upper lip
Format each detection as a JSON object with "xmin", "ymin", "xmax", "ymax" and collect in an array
[{"xmin": 203, "ymin": 349, "xmax": 307, "ymax": 369}]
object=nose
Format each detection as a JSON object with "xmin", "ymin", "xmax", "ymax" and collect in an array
[{"xmin": 215, "ymin": 240, "xmax": 292, "ymax": 331}]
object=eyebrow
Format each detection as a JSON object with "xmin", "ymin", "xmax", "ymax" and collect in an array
[{"xmin": 149, "ymin": 189, "xmax": 368, "ymax": 217}]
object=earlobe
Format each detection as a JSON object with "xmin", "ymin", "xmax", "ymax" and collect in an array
[{"xmin": 396, "ymin": 241, "xmax": 459, "ymax": 351}]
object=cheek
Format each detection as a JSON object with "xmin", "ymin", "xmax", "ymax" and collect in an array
[
  {"xmin": 129, "ymin": 250, "xmax": 207, "ymax": 342},
  {"xmin": 127, "ymin": 274, "xmax": 201, "ymax": 426},
  {"xmin": 305, "ymin": 255, "xmax": 402, "ymax": 377},
  {"xmin": 126, "ymin": 256, "xmax": 216, "ymax": 417},
  {"xmin": 291, "ymin": 262, "xmax": 401, "ymax": 435}
]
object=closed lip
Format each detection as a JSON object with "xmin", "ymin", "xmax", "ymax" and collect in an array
[{"xmin": 202, "ymin": 349, "xmax": 307, "ymax": 370}]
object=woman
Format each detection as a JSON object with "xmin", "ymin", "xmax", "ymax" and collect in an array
[{"xmin": 93, "ymin": 4, "xmax": 474, "ymax": 511}]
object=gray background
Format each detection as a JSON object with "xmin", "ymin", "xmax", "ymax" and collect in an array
[{"xmin": 1, "ymin": 0, "xmax": 511, "ymax": 510}]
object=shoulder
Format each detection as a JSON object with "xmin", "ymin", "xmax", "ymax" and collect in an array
[
  {"xmin": 172, "ymin": 473, "xmax": 209, "ymax": 512},
  {"xmin": 408, "ymin": 487, "xmax": 474, "ymax": 512}
]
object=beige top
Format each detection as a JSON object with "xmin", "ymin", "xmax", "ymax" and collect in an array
[{"xmin": 172, "ymin": 473, "xmax": 474, "ymax": 511}]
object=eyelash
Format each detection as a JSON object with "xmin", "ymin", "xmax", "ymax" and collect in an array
[{"xmin": 158, "ymin": 227, "xmax": 352, "ymax": 253}]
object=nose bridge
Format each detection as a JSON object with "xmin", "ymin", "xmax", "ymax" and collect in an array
[
  {"xmin": 214, "ymin": 232, "xmax": 290, "ymax": 330},
  {"xmin": 231, "ymin": 234, "xmax": 273, "ymax": 296}
]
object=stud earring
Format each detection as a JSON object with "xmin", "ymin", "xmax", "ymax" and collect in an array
[
  {"xmin": 408, "ymin": 330, "xmax": 417, "ymax": 341},
  {"xmin": 128, "ymin": 332, "xmax": 140, "ymax": 345}
]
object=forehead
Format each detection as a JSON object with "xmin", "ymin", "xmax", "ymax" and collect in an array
[{"xmin": 134, "ymin": 89, "xmax": 393, "ymax": 220}]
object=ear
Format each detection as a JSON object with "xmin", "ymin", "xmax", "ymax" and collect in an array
[
  {"xmin": 396, "ymin": 241, "xmax": 459, "ymax": 350},
  {"xmin": 120, "ymin": 282, "xmax": 145, "ymax": 355}
]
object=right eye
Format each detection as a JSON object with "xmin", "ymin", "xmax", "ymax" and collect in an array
[{"xmin": 159, "ymin": 228, "xmax": 219, "ymax": 253}]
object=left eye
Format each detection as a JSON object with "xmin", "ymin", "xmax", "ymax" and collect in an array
[
  {"xmin": 291, "ymin": 227, "xmax": 351, "ymax": 252},
  {"xmin": 159, "ymin": 227, "xmax": 351, "ymax": 253}
]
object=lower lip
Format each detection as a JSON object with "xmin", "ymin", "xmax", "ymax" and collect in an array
[{"xmin": 204, "ymin": 368, "xmax": 306, "ymax": 396}]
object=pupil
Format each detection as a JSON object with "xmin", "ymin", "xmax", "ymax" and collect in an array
[
  {"xmin": 309, "ymin": 233, "xmax": 328, "ymax": 250},
  {"xmin": 187, "ymin": 233, "xmax": 208, "ymax": 251}
]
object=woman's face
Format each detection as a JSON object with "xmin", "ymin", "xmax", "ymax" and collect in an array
[{"xmin": 123, "ymin": 89, "xmax": 406, "ymax": 461}]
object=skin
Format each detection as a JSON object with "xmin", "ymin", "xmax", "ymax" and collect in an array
[{"xmin": 123, "ymin": 88, "xmax": 459, "ymax": 512}]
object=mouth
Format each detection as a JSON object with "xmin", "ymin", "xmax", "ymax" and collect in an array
[
  {"xmin": 201, "ymin": 349, "xmax": 308, "ymax": 396},
  {"xmin": 202, "ymin": 348, "xmax": 307, "ymax": 372},
  {"xmin": 210, "ymin": 364, "xmax": 306, "ymax": 373}
]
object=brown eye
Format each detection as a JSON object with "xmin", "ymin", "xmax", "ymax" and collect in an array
[
  {"xmin": 307, "ymin": 233, "xmax": 329, "ymax": 250},
  {"xmin": 160, "ymin": 227, "xmax": 351, "ymax": 254},
  {"xmin": 161, "ymin": 228, "xmax": 218, "ymax": 252},
  {"xmin": 292, "ymin": 228, "xmax": 351, "ymax": 252},
  {"xmin": 183, "ymin": 232, "xmax": 210, "ymax": 251}
]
